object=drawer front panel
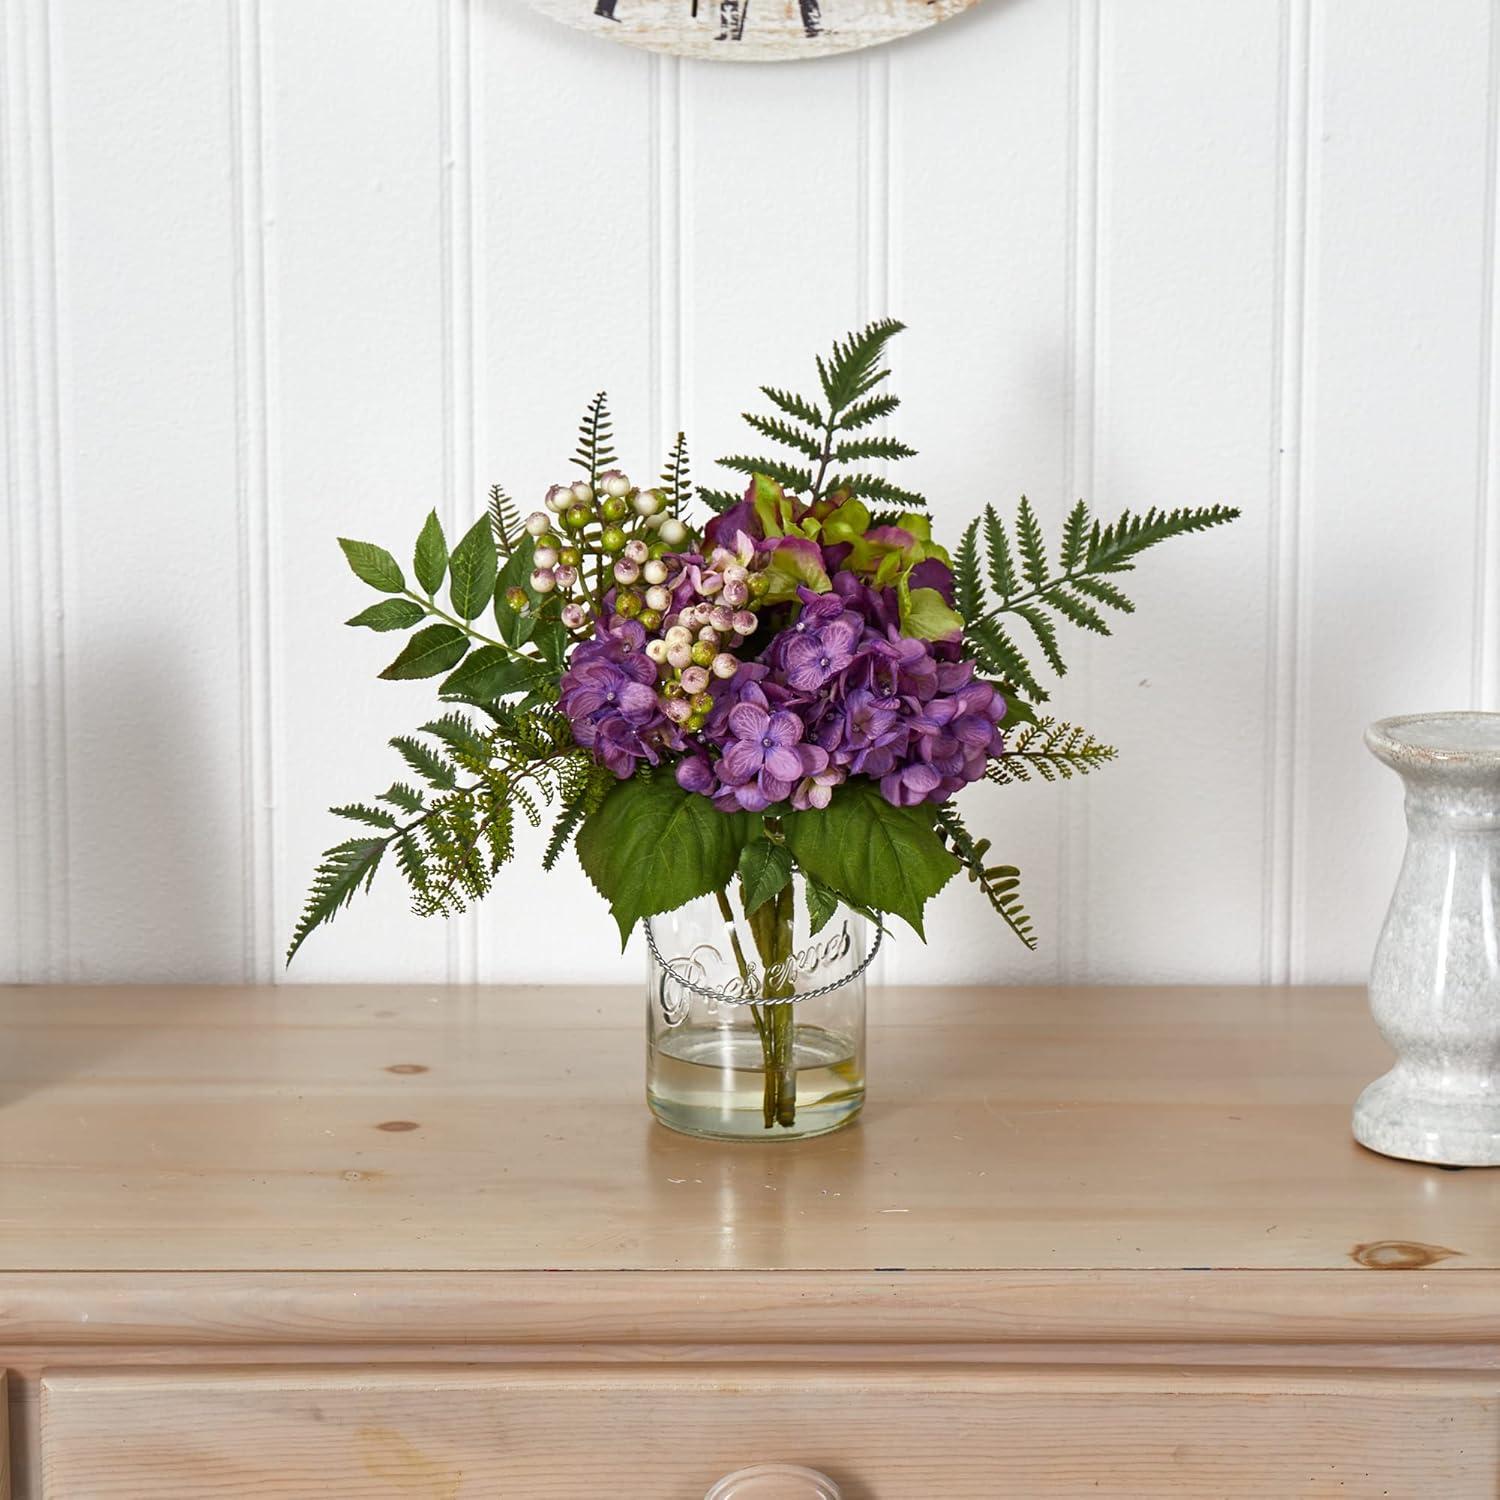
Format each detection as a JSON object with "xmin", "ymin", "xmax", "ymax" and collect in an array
[{"xmin": 41, "ymin": 1365, "xmax": 1500, "ymax": 1499}]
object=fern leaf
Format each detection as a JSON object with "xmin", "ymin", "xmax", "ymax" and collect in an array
[
  {"xmin": 965, "ymin": 617, "xmax": 1047, "ymax": 703},
  {"xmin": 395, "ymin": 830, "xmax": 430, "ymax": 892},
  {"xmin": 761, "ymin": 386, "xmax": 825, "ymax": 429},
  {"xmin": 487, "ymin": 484, "xmax": 520, "ymax": 555},
  {"xmin": 933, "ymin": 807, "xmax": 1036, "ymax": 951},
  {"xmin": 1011, "ymin": 603, "xmax": 1067, "ymax": 678},
  {"xmin": 742, "ymin": 412, "xmax": 823, "ymax": 460},
  {"xmin": 1085, "ymin": 504, "xmax": 1240, "ymax": 574},
  {"xmin": 286, "ymin": 838, "xmax": 386, "ymax": 962},
  {"xmin": 718, "ymin": 454, "xmax": 814, "ymax": 493},
  {"xmin": 832, "ymin": 435, "xmax": 918, "ymax": 464},
  {"xmin": 825, "ymin": 472, "xmax": 927, "ymax": 510},
  {"xmin": 698, "ymin": 486, "xmax": 742, "ymax": 514},
  {"xmin": 420, "ymin": 712, "xmax": 491, "ymax": 763},
  {"xmin": 1069, "ymin": 574, "xmax": 1136, "ymax": 613},
  {"xmin": 983, "ymin": 504, "xmax": 1018, "ymax": 598},
  {"xmin": 659, "ymin": 432, "xmax": 691, "ymax": 514},
  {"xmin": 1059, "ymin": 499, "xmax": 1090, "ymax": 572},
  {"xmin": 390, "ymin": 734, "xmax": 456, "ymax": 791},
  {"xmin": 331, "ymin": 802, "xmax": 398, "ymax": 830},
  {"xmin": 1016, "ymin": 495, "xmax": 1048, "ymax": 588},
  {"xmin": 988, "ymin": 718, "xmax": 1118, "ymax": 786},
  {"xmin": 817, "ymin": 317, "xmax": 905, "ymax": 411},
  {"xmin": 571, "ymin": 391, "xmax": 617, "ymax": 482},
  {"xmin": 1049, "ymin": 586, "xmax": 1112, "ymax": 636},
  {"xmin": 837, "ymin": 392, "xmax": 900, "ymax": 430},
  {"xmin": 955, "ymin": 519, "xmax": 983, "ymax": 622},
  {"xmin": 378, "ymin": 781, "xmax": 425, "ymax": 815}
]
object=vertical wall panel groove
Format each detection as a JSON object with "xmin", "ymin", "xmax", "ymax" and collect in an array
[
  {"xmin": 4, "ymin": 0, "xmax": 68, "ymax": 981},
  {"xmin": 1061, "ymin": 0, "xmax": 1101, "ymax": 984},
  {"xmin": 1476, "ymin": 1, "xmax": 1500, "ymax": 712},
  {"xmin": 230, "ymin": 0, "xmax": 276, "ymax": 983},
  {"xmin": 1264, "ymin": 0, "xmax": 1313, "ymax": 984},
  {"xmin": 1, "ymin": 0, "xmax": 23, "ymax": 980},
  {"xmin": 441, "ymin": 0, "xmax": 479, "ymax": 985}
]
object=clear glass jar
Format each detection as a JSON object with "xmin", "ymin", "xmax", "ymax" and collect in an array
[{"xmin": 645, "ymin": 887, "xmax": 875, "ymax": 1142}]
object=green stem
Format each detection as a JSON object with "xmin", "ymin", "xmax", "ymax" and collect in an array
[
  {"xmin": 405, "ymin": 593, "xmax": 539, "ymax": 665},
  {"xmin": 747, "ymin": 878, "xmax": 798, "ymax": 1129}
]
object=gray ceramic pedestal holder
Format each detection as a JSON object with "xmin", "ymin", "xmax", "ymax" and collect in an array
[{"xmin": 1355, "ymin": 712, "xmax": 1500, "ymax": 1166}]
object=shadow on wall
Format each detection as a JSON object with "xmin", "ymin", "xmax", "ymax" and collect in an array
[{"xmin": 58, "ymin": 633, "xmax": 249, "ymax": 982}]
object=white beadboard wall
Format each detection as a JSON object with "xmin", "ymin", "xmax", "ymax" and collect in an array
[{"xmin": 3, "ymin": 0, "xmax": 1497, "ymax": 987}]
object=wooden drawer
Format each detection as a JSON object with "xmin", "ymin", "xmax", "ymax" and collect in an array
[{"xmin": 39, "ymin": 1364, "xmax": 1500, "ymax": 1498}]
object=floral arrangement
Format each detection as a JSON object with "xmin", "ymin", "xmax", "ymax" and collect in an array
[{"xmin": 291, "ymin": 321, "xmax": 1235, "ymax": 1122}]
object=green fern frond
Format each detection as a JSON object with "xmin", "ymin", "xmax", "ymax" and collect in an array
[
  {"xmin": 1086, "ymin": 504, "xmax": 1241, "ymax": 574},
  {"xmin": 697, "ymin": 486, "xmax": 742, "ymax": 515},
  {"xmin": 816, "ymin": 317, "xmax": 905, "ymax": 410},
  {"xmin": 331, "ymin": 802, "xmax": 398, "ymax": 830},
  {"xmin": 956, "ymin": 497, "xmax": 1240, "ymax": 697},
  {"xmin": 718, "ymin": 455, "xmax": 814, "ymax": 493},
  {"xmin": 933, "ymin": 807, "xmax": 1036, "ymax": 951},
  {"xmin": 420, "ymin": 711, "xmax": 491, "ymax": 765},
  {"xmin": 837, "ymin": 392, "xmax": 899, "ymax": 430},
  {"xmin": 742, "ymin": 412, "xmax": 823, "ymax": 461},
  {"xmin": 761, "ymin": 386, "xmax": 824, "ymax": 429},
  {"xmin": 983, "ymin": 504, "xmax": 1018, "ymax": 597},
  {"xmin": 487, "ymin": 484, "xmax": 520, "ymax": 555},
  {"xmin": 832, "ymin": 435, "xmax": 917, "ymax": 464},
  {"xmin": 286, "ymin": 838, "xmax": 386, "ymax": 962},
  {"xmin": 379, "ymin": 782, "xmax": 425, "ymax": 815},
  {"xmin": 1059, "ymin": 499, "xmax": 1090, "ymax": 572},
  {"xmin": 965, "ymin": 617, "xmax": 1047, "ymax": 703},
  {"xmin": 825, "ymin": 472, "xmax": 928, "ymax": 510},
  {"xmin": 571, "ymin": 391, "xmax": 616, "ymax": 482},
  {"xmin": 660, "ymin": 432, "xmax": 691, "ymax": 514},
  {"xmin": 955, "ymin": 520, "xmax": 983, "ymax": 621},
  {"xmin": 390, "ymin": 734, "xmax": 456, "ymax": 790},
  {"xmin": 987, "ymin": 718, "xmax": 1118, "ymax": 786}
]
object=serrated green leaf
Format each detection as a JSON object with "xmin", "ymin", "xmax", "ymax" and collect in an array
[
  {"xmin": 955, "ymin": 519, "xmax": 983, "ymax": 622},
  {"xmin": 576, "ymin": 777, "xmax": 751, "ymax": 946},
  {"xmin": 448, "ymin": 516, "xmax": 497, "ymax": 622},
  {"xmin": 1017, "ymin": 496, "xmax": 1048, "ymax": 588},
  {"xmin": 782, "ymin": 781, "xmax": 958, "ymax": 937},
  {"xmin": 414, "ymin": 510, "xmax": 448, "ymax": 596},
  {"xmin": 494, "ymin": 536, "xmax": 538, "ymax": 645},
  {"xmin": 286, "ymin": 837, "xmax": 386, "ymax": 963},
  {"xmin": 804, "ymin": 876, "xmax": 839, "ymax": 936},
  {"xmin": 378, "ymin": 623, "xmax": 470, "ymax": 681},
  {"xmin": 338, "ymin": 538, "xmax": 405, "ymax": 593},
  {"xmin": 346, "ymin": 598, "xmax": 427, "ymax": 632},
  {"xmin": 440, "ymin": 645, "xmax": 548, "ymax": 703},
  {"xmin": 984, "ymin": 504, "xmax": 1018, "ymax": 598},
  {"xmin": 390, "ymin": 734, "xmax": 456, "ymax": 790},
  {"xmin": 738, "ymin": 837, "xmax": 793, "ymax": 917}
]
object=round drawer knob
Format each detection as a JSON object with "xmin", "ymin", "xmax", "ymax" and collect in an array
[{"xmin": 704, "ymin": 1465, "xmax": 841, "ymax": 1500}]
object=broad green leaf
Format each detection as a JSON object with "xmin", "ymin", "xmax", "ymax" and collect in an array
[
  {"xmin": 899, "ymin": 585, "xmax": 964, "ymax": 642},
  {"xmin": 414, "ymin": 510, "xmax": 448, "ymax": 596},
  {"xmin": 494, "ymin": 536, "xmax": 539, "ymax": 646},
  {"xmin": 804, "ymin": 876, "xmax": 839, "ymax": 936},
  {"xmin": 378, "ymin": 623, "xmax": 470, "ymax": 681},
  {"xmin": 346, "ymin": 598, "xmax": 427, "ymax": 633},
  {"xmin": 782, "ymin": 781, "xmax": 959, "ymax": 937},
  {"xmin": 338, "ymin": 538, "xmax": 405, "ymax": 594},
  {"xmin": 576, "ymin": 776, "xmax": 751, "ymax": 946},
  {"xmin": 738, "ymin": 837, "xmax": 793, "ymax": 917},
  {"xmin": 448, "ymin": 516, "xmax": 497, "ymax": 622},
  {"xmin": 439, "ymin": 645, "xmax": 548, "ymax": 702}
]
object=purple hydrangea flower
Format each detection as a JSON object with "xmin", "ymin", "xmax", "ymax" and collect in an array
[
  {"xmin": 559, "ymin": 620, "xmax": 675, "ymax": 778},
  {"xmin": 712, "ymin": 689, "xmax": 829, "ymax": 811}
]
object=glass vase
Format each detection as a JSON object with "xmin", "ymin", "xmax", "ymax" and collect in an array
[{"xmin": 645, "ymin": 886, "xmax": 876, "ymax": 1141}]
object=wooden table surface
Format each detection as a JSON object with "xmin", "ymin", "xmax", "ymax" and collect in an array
[{"xmin": 1, "ymin": 982, "xmax": 1494, "ymax": 1278}]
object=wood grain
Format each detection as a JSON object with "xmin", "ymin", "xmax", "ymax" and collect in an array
[
  {"xmin": 0, "ymin": 984, "xmax": 1493, "ymax": 1274},
  {"xmin": 40, "ymin": 1364, "xmax": 1500, "ymax": 1499}
]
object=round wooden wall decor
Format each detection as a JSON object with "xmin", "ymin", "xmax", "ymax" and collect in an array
[{"xmin": 523, "ymin": 0, "xmax": 981, "ymax": 61}]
